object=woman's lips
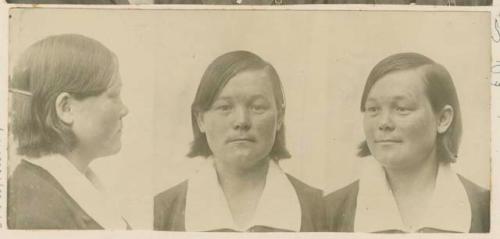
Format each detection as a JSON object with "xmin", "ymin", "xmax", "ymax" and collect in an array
[
  {"xmin": 375, "ymin": 139, "xmax": 402, "ymax": 145},
  {"xmin": 227, "ymin": 137, "xmax": 255, "ymax": 143}
]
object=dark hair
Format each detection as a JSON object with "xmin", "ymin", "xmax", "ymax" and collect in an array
[
  {"xmin": 358, "ymin": 52, "xmax": 462, "ymax": 163},
  {"xmin": 10, "ymin": 34, "xmax": 118, "ymax": 158},
  {"xmin": 188, "ymin": 50, "xmax": 291, "ymax": 160}
]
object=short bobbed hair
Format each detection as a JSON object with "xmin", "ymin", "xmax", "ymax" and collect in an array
[
  {"xmin": 188, "ymin": 50, "xmax": 291, "ymax": 160},
  {"xmin": 358, "ymin": 52, "xmax": 462, "ymax": 163},
  {"xmin": 10, "ymin": 34, "xmax": 118, "ymax": 158}
]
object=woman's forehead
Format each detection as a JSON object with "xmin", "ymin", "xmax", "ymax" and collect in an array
[
  {"xmin": 218, "ymin": 68, "xmax": 274, "ymax": 93},
  {"xmin": 107, "ymin": 71, "xmax": 122, "ymax": 89},
  {"xmin": 368, "ymin": 69, "xmax": 427, "ymax": 100}
]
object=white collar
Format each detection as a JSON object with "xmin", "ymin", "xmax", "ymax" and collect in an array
[
  {"xmin": 354, "ymin": 159, "xmax": 471, "ymax": 233},
  {"xmin": 185, "ymin": 159, "xmax": 301, "ymax": 232},
  {"xmin": 27, "ymin": 154, "xmax": 128, "ymax": 230}
]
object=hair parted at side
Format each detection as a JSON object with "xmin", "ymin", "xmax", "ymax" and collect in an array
[
  {"xmin": 188, "ymin": 50, "xmax": 291, "ymax": 160},
  {"xmin": 10, "ymin": 34, "xmax": 118, "ymax": 158},
  {"xmin": 358, "ymin": 52, "xmax": 462, "ymax": 163}
]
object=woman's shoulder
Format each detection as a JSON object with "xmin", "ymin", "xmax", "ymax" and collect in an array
[
  {"xmin": 456, "ymin": 174, "xmax": 490, "ymax": 233},
  {"xmin": 154, "ymin": 180, "xmax": 189, "ymax": 207},
  {"xmin": 323, "ymin": 180, "xmax": 359, "ymax": 215},
  {"xmin": 323, "ymin": 180, "xmax": 359, "ymax": 232},
  {"xmin": 324, "ymin": 180, "xmax": 359, "ymax": 204},
  {"xmin": 457, "ymin": 174, "xmax": 490, "ymax": 204},
  {"xmin": 284, "ymin": 174, "xmax": 326, "ymax": 232},
  {"xmin": 154, "ymin": 181, "xmax": 189, "ymax": 231},
  {"xmin": 10, "ymin": 160, "xmax": 61, "ymax": 193},
  {"xmin": 285, "ymin": 174, "xmax": 323, "ymax": 198},
  {"xmin": 8, "ymin": 160, "xmax": 101, "ymax": 229},
  {"xmin": 7, "ymin": 0, "xmax": 114, "ymax": 3}
]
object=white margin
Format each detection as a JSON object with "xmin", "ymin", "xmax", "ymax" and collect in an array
[{"xmin": 0, "ymin": 3, "xmax": 496, "ymax": 239}]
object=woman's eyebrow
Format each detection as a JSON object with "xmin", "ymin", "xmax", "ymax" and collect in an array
[
  {"xmin": 249, "ymin": 94, "xmax": 269, "ymax": 100},
  {"xmin": 367, "ymin": 93, "xmax": 415, "ymax": 101},
  {"xmin": 213, "ymin": 96, "xmax": 231, "ymax": 102},
  {"xmin": 391, "ymin": 94, "xmax": 416, "ymax": 101}
]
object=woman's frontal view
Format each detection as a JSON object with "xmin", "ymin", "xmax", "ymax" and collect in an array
[{"xmin": 154, "ymin": 50, "xmax": 325, "ymax": 232}]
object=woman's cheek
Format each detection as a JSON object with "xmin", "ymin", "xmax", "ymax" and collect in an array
[
  {"xmin": 255, "ymin": 116, "xmax": 275, "ymax": 135},
  {"xmin": 363, "ymin": 118, "xmax": 376, "ymax": 142}
]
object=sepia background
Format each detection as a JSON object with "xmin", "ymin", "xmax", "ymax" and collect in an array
[{"xmin": 8, "ymin": 8, "xmax": 491, "ymax": 229}]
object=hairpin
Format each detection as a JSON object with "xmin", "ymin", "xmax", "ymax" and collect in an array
[
  {"xmin": 278, "ymin": 79, "xmax": 286, "ymax": 110},
  {"xmin": 9, "ymin": 88, "xmax": 33, "ymax": 97}
]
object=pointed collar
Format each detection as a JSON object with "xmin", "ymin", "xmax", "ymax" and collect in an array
[
  {"xmin": 354, "ymin": 159, "xmax": 471, "ymax": 233},
  {"xmin": 27, "ymin": 154, "xmax": 128, "ymax": 230},
  {"xmin": 185, "ymin": 159, "xmax": 301, "ymax": 232}
]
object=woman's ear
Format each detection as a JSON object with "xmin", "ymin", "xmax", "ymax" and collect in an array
[
  {"xmin": 196, "ymin": 111, "xmax": 206, "ymax": 133},
  {"xmin": 437, "ymin": 105, "xmax": 454, "ymax": 134},
  {"xmin": 55, "ymin": 92, "xmax": 74, "ymax": 124},
  {"xmin": 276, "ymin": 111, "xmax": 284, "ymax": 131}
]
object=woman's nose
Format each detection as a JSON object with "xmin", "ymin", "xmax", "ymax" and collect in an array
[
  {"xmin": 121, "ymin": 103, "xmax": 129, "ymax": 118},
  {"xmin": 377, "ymin": 111, "xmax": 395, "ymax": 131},
  {"xmin": 233, "ymin": 107, "xmax": 251, "ymax": 130}
]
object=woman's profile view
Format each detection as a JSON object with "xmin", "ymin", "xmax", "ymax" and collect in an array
[{"xmin": 8, "ymin": 34, "xmax": 130, "ymax": 230}]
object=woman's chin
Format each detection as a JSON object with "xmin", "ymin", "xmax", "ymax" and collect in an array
[
  {"xmin": 96, "ymin": 143, "xmax": 122, "ymax": 159},
  {"xmin": 376, "ymin": 156, "xmax": 405, "ymax": 168},
  {"xmin": 221, "ymin": 154, "xmax": 268, "ymax": 171}
]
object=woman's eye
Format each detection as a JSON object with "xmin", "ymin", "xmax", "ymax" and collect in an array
[
  {"xmin": 215, "ymin": 104, "xmax": 232, "ymax": 112},
  {"xmin": 396, "ymin": 106, "xmax": 410, "ymax": 115},
  {"xmin": 366, "ymin": 106, "xmax": 379, "ymax": 114},
  {"xmin": 250, "ymin": 104, "xmax": 267, "ymax": 113},
  {"xmin": 395, "ymin": 106, "xmax": 410, "ymax": 114}
]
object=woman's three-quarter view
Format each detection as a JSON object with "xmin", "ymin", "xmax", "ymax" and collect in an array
[{"xmin": 324, "ymin": 53, "xmax": 490, "ymax": 233}]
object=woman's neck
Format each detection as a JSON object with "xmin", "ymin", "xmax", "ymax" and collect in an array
[
  {"xmin": 385, "ymin": 158, "xmax": 439, "ymax": 196},
  {"xmin": 63, "ymin": 150, "xmax": 94, "ymax": 174},
  {"xmin": 214, "ymin": 158, "xmax": 270, "ymax": 230},
  {"xmin": 383, "ymin": 149, "xmax": 440, "ymax": 231},
  {"xmin": 215, "ymin": 159, "xmax": 269, "ymax": 190}
]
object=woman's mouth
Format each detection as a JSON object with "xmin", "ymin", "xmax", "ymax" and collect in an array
[
  {"xmin": 227, "ymin": 137, "xmax": 255, "ymax": 143},
  {"xmin": 375, "ymin": 139, "xmax": 402, "ymax": 144}
]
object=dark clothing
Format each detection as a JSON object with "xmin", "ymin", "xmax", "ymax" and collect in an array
[
  {"xmin": 154, "ymin": 174, "xmax": 326, "ymax": 232},
  {"xmin": 8, "ymin": 160, "xmax": 103, "ymax": 230},
  {"xmin": 324, "ymin": 175, "xmax": 490, "ymax": 233},
  {"xmin": 7, "ymin": 0, "xmax": 128, "ymax": 4}
]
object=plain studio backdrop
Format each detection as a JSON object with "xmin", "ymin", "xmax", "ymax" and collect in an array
[{"xmin": 8, "ymin": 8, "xmax": 490, "ymax": 229}]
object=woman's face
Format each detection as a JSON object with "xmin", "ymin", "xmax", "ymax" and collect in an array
[
  {"xmin": 71, "ymin": 71, "xmax": 129, "ymax": 159},
  {"xmin": 197, "ymin": 68, "xmax": 282, "ymax": 170},
  {"xmin": 363, "ymin": 69, "xmax": 439, "ymax": 170}
]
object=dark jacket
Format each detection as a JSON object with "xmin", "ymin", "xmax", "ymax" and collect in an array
[
  {"xmin": 8, "ymin": 160, "xmax": 103, "ymax": 230},
  {"xmin": 6, "ymin": 0, "xmax": 127, "ymax": 4},
  {"xmin": 154, "ymin": 174, "xmax": 326, "ymax": 232},
  {"xmin": 324, "ymin": 175, "xmax": 490, "ymax": 233}
]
